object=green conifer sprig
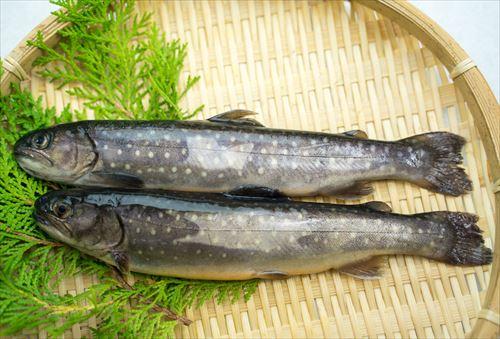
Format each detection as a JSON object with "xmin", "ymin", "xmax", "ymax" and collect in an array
[
  {"xmin": 28, "ymin": 0, "xmax": 203, "ymax": 120},
  {"xmin": 0, "ymin": 0, "xmax": 258, "ymax": 336}
]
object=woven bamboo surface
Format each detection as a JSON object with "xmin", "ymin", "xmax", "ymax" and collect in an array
[{"xmin": 3, "ymin": 1, "xmax": 499, "ymax": 338}]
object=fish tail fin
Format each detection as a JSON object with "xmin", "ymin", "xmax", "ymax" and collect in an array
[
  {"xmin": 401, "ymin": 132, "xmax": 472, "ymax": 196},
  {"xmin": 419, "ymin": 212, "xmax": 492, "ymax": 266}
]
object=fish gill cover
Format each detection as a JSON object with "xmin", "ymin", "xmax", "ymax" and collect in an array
[{"xmin": 0, "ymin": 0, "xmax": 257, "ymax": 336}]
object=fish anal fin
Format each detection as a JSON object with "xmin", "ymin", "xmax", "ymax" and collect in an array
[
  {"xmin": 256, "ymin": 270, "xmax": 289, "ymax": 280},
  {"xmin": 339, "ymin": 257, "xmax": 384, "ymax": 280},
  {"xmin": 208, "ymin": 109, "xmax": 264, "ymax": 127},
  {"xmin": 225, "ymin": 186, "xmax": 290, "ymax": 201},
  {"xmin": 111, "ymin": 250, "xmax": 130, "ymax": 275},
  {"xmin": 332, "ymin": 182, "xmax": 374, "ymax": 200},
  {"xmin": 361, "ymin": 201, "xmax": 392, "ymax": 212},
  {"xmin": 342, "ymin": 130, "xmax": 368, "ymax": 139},
  {"xmin": 86, "ymin": 172, "xmax": 144, "ymax": 188}
]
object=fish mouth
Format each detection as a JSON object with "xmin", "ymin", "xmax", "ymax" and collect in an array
[
  {"xmin": 14, "ymin": 148, "xmax": 54, "ymax": 167},
  {"xmin": 34, "ymin": 209, "xmax": 73, "ymax": 241}
]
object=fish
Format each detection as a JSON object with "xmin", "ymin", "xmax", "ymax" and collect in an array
[
  {"xmin": 15, "ymin": 110, "xmax": 472, "ymax": 198},
  {"xmin": 34, "ymin": 188, "xmax": 492, "ymax": 280}
]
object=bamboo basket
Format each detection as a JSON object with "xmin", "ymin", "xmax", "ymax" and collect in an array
[{"xmin": 2, "ymin": 1, "xmax": 499, "ymax": 338}]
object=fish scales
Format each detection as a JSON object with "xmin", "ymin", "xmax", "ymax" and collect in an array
[
  {"xmin": 34, "ymin": 189, "xmax": 492, "ymax": 280},
  {"xmin": 15, "ymin": 112, "xmax": 472, "ymax": 197}
]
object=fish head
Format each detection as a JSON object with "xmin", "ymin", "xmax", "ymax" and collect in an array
[
  {"xmin": 34, "ymin": 190, "xmax": 123, "ymax": 252},
  {"xmin": 14, "ymin": 125, "xmax": 97, "ymax": 183}
]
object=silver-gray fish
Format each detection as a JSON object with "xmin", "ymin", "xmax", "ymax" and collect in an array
[
  {"xmin": 15, "ymin": 110, "xmax": 471, "ymax": 198},
  {"xmin": 34, "ymin": 189, "xmax": 491, "ymax": 280}
]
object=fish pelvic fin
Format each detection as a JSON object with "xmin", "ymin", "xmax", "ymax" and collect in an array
[
  {"xmin": 400, "ymin": 132, "xmax": 472, "ymax": 196},
  {"xmin": 418, "ymin": 212, "xmax": 492, "ymax": 266},
  {"xmin": 339, "ymin": 257, "xmax": 384, "ymax": 280},
  {"xmin": 329, "ymin": 181, "xmax": 374, "ymax": 200}
]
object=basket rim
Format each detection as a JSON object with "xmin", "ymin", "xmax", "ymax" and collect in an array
[{"xmin": 1, "ymin": 1, "xmax": 499, "ymax": 337}]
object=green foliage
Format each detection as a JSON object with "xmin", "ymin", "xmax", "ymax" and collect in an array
[
  {"xmin": 28, "ymin": 0, "xmax": 202, "ymax": 120},
  {"xmin": 0, "ymin": 0, "xmax": 257, "ymax": 337}
]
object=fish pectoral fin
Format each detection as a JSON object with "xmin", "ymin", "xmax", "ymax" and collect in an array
[
  {"xmin": 361, "ymin": 201, "xmax": 392, "ymax": 212},
  {"xmin": 339, "ymin": 257, "xmax": 384, "ymax": 280},
  {"xmin": 225, "ymin": 186, "xmax": 291, "ymax": 201},
  {"xmin": 331, "ymin": 182, "xmax": 374, "ymax": 200},
  {"xmin": 89, "ymin": 172, "xmax": 144, "ymax": 188},
  {"xmin": 208, "ymin": 109, "xmax": 265, "ymax": 127},
  {"xmin": 111, "ymin": 250, "xmax": 130, "ymax": 275},
  {"xmin": 341, "ymin": 129, "xmax": 368, "ymax": 139},
  {"xmin": 256, "ymin": 270, "xmax": 289, "ymax": 280}
]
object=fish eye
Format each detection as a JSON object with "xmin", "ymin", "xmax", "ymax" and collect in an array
[
  {"xmin": 52, "ymin": 201, "xmax": 72, "ymax": 219},
  {"xmin": 31, "ymin": 133, "xmax": 51, "ymax": 149}
]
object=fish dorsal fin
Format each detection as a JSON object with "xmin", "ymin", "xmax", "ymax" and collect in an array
[
  {"xmin": 224, "ymin": 186, "xmax": 290, "ymax": 201},
  {"xmin": 341, "ymin": 129, "xmax": 368, "ymax": 139},
  {"xmin": 208, "ymin": 109, "xmax": 265, "ymax": 127},
  {"xmin": 361, "ymin": 201, "xmax": 392, "ymax": 212},
  {"xmin": 339, "ymin": 257, "xmax": 384, "ymax": 280}
]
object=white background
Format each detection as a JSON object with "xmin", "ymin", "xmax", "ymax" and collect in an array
[{"xmin": 1, "ymin": 0, "xmax": 499, "ymax": 99}]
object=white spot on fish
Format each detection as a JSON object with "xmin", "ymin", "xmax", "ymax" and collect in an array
[
  {"xmin": 271, "ymin": 158, "xmax": 278, "ymax": 167},
  {"xmin": 148, "ymin": 151, "xmax": 154, "ymax": 158},
  {"xmin": 303, "ymin": 150, "xmax": 309, "ymax": 156},
  {"xmin": 370, "ymin": 145, "xmax": 377, "ymax": 152},
  {"xmin": 159, "ymin": 167, "xmax": 164, "ymax": 173},
  {"xmin": 160, "ymin": 250, "xmax": 164, "ymax": 254},
  {"xmin": 407, "ymin": 146, "xmax": 413, "ymax": 152},
  {"xmin": 384, "ymin": 146, "xmax": 390, "ymax": 153},
  {"xmin": 311, "ymin": 140, "xmax": 316, "ymax": 145},
  {"xmin": 166, "ymin": 227, "xmax": 171, "ymax": 233},
  {"xmin": 265, "ymin": 248, "xmax": 270, "ymax": 253},
  {"xmin": 201, "ymin": 171, "xmax": 207, "ymax": 177},
  {"xmin": 127, "ymin": 144, "xmax": 132, "ymax": 148},
  {"xmin": 230, "ymin": 136, "xmax": 236, "ymax": 142},
  {"xmin": 292, "ymin": 141, "xmax": 297, "ymax": 147},
  {"xmin": 289, "ymin": 235, "xmax": 295, "ymax": 243},
  {"xmin": 392, "ymin": 225, "xmax": 399, "ymax": 232},
  {"xmin": 174, "ymin": 256, "xmax": 178, "ymax": 260},
  {"xmin": 314, "ymin": 236, "xmax": 319, "ymax": 242},
  {"xmin": 255, "ymin": 239, "xmax": 261, "ymax": 245},
  {"xmin": 259, "ymin": 135, "xmax": 264, "ymax": 140},
  {"xmin": 350, "ymin": 233, "xmax": 356, "ymax": 239},
  {"xmin": 238, "ymin": 170, "xmax": 243, "ymax": 176},
  {"xmin": 291, "ymin": 163, "xmax": 298, "ymax": 170},
  {"xmin": 199, "ymin": 230, "xmax": 205, "ymax": 236},
  {"xmin": 159, "ymin": 212, "xmax": 163, "ymax": 218},
  {"xmin": 146, "ymin": 216, "xmax": 151, "ymax": 222},
  {"xmin": 136, "ymin": 228, "xmax": 141, "ymax": 233},
  {"xmin": 323, "ymin": 137, "xmax": 328, "ymax": 143},
  {"xmin": 150, "ymin": 229, "xmax": 156, "ymax": 235},
  {"xmin": 272, "ymin": 140, "xmax": 278, "ymax": 147},
  {"xmin": 175, "ymin": 139, "xmax": 181, "ymax": 143},
  {"xmin": 103, "ymin": 145, "xmax": 108, "ymax": 150},
  {"xmin": 323, "ymin": 239, "xmax": 328, "ymax": 244},
  {"xmin": 397, "ymin": 151, "xmax": 403, "ymax": 157},
  {"xmin": 418, "ymin": 228, "xmax": 423, "ymax": 234},
  {"xmin": 135, "ymin": 150, "xmax": 141, "ymax": 156},
  {"xmin": 222, "ymin": 253, "xmax": 227, "ymax": 258},
  {"xmin": 218, "ymin": 173, "xmax": 224, "ymax": 178},
  {"xmin": 364, "ymin": 238, "xmax": 370, "ymax": 244},
  {"xmin": 110, "ymin": 162, "xmax": 116, "ymax": 168},
  {"xmin": 137, "ymin": 133, "xmax": 143, "ymax": 138},
  {"xmin": 171, "ymin": 167, "xmax": 177, "ymax": 173},
  {"xmin": 196, "ymin": 249, "xmax": 201, "ymax": 254},
  {"xmin": 364, "ymin": 162, "xmax": 371, "ymax": 169},
  {"xmin": 209, "ymin": 253, "xmax": 213, "ymax": 257},
  {"xmin": 236, "ymin": 242, "xmax": 242, "ymax": 248},
  {"xmin": 215, "ymin": 133, "xmax": 220, "ymax": 139},
  {"xmin": 117, "ymin": 149, "xmax": 122, "ymax": 155},
  {"xmin": 261, "ymin": 148, "xmax": 267, "ymax": 154},
  {"xmin": 181, "ymin": 148, "xmax": 187, "ymax": 155},
  {"xmin": 137, "ymin": 169, "xmax": 143, "ymax": 174},
  {"xmin": 147, "ymin": 168, "xmax": 153, "ymax": 173},
  {"xmin": 191, "ymin": 214, "xmax": 198, "ymax": 221},
  {"xmin": 138, "ymin": 250, "xmax": 143, "ymax": 255},
  {"xmin": 185, "ymin": 168, "xmax": 192, "ymax": 174},
  {"xmin": 258, "ymin": 167, "xmax": 264, "ymax": 174},
  {"xmin": 175, "ymin": 215, "xmax": 180, "ymax": 221}
]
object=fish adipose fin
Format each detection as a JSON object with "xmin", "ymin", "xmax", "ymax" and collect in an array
[
  {"xmin": 401, "ymin": 132, "xmax": 472, "ymax": 196},
  {"xmin": 332, "ymin": 182, "xmax": 374, "ymax": 200},
  {"xmin": 339, "ymin": 257, "xmax": 384, "ymax": 280},
  {"xmin": 341, "ymin": 129, "xmax": 368, "ymax": 139},
  {"xmin": 208, "ymin": 109, "xmax": 264, "ymax": 127},
  {"xmin": 360, "ymin": 201, "xmax": 392, "ymax": 212},
  {"xmin": 420, "ymin": 212, "xmax": 493, "ymax": 265}
]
